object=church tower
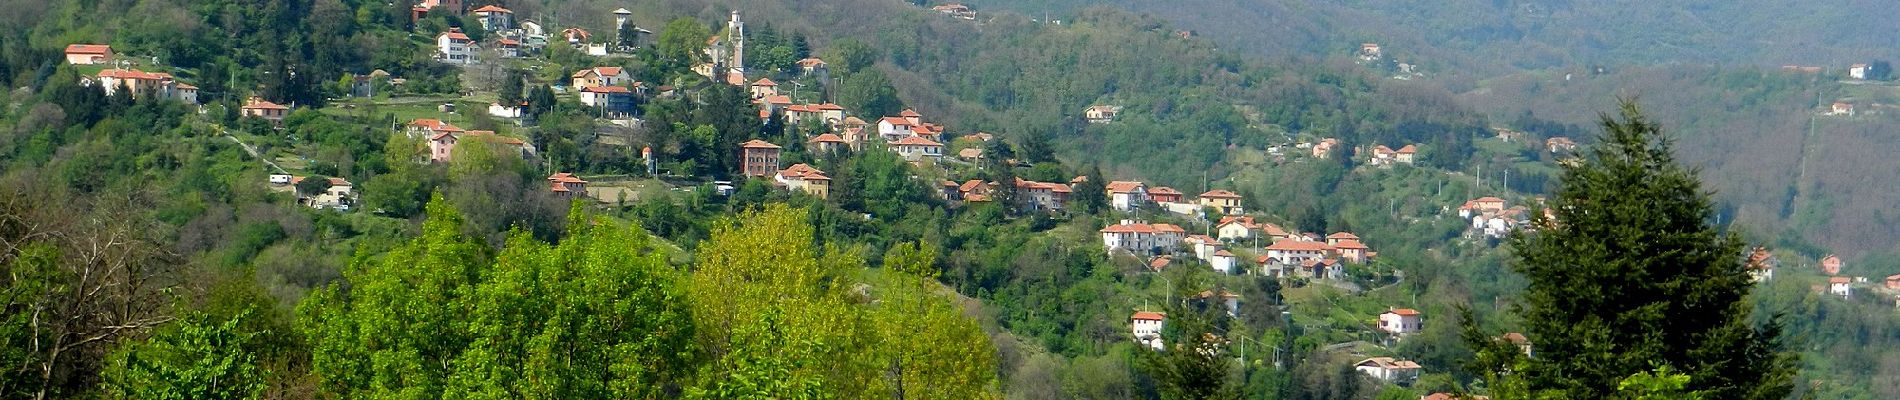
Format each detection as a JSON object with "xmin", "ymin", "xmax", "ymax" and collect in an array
[{"xmin": 727, "ymin": 10, "xmax": 745, "ymax": 74}]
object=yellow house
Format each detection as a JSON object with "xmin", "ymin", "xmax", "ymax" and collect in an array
[{"xmin": 1198, "ymin": 190, "xmax": 1243, "ymax": 214}]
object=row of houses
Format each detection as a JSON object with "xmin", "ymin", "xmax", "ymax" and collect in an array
[
  {"xmin": 406, "ymin": 118, "xmax": 535, "ymax": 163},
  {"xmin": 1102, "ymin": 180, "xmax": 1245, "ymax": 215}
]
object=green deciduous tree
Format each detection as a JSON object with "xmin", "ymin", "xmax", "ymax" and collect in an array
[
  {"xmin": 100, "ymin": 311, "xmax": 266, "ymax": 400},
  {"xmin": 838, "ymin": 69, "xmax": 903, "ymax": 118},
  {"xmin": 1463, "ymin": 101, "xmax": 1797, "ymax": 399},
  {"xmin": 658, "ymin": 18, "xmax": 712, "ymax": 73}
]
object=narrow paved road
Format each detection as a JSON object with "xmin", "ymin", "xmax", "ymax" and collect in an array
[{"xmin": 223, "ymin": 131, "xmax": 288, "ymax": 175}]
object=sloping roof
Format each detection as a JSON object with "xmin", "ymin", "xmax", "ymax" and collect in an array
[
  {"xmin": 778, "ymin": 163, "xmax": 827, "ymax": 180},
  {"xmin": 1501, "ymin": 332, "xmax": 1529, "ymax": 345},
  {"xmin": 97, "ymin": 68, "xmax": 172, "ymax": 80},
  {"xmin": 1386, "ymin": 308, "xmax": 1422, "ymax": 316},
  {"xmin": 409, "ymin": 118, "xmax": 465, "ymax": 132},
  {"xmin": 958, "ymin": 148, "xmax": 983, "ymax": 158},
  {"xmin": 1213, "ymin": 249, "xmax": 1235, "ymax": 257},
  {"xmin": 740, "ymin": 139, "xmax": 782, "ymax": 149},
  {"xmin": 890, "ymin": 136, "xmax": 942, "ymax": 146},
  {"xmin": 473, "ymin": 4, "xmax": 512, "ymax": 13},
  {"xmin": 809, "ymin": 133, "xmax": 847, "ymax": 143},
  {"xmin": 1333, "ymin": 239, "xmax": 1370, "ymax": 250},
  {"xmin": 65, "ymin": 44, "xmax": 112, "ymax": 54},
  {"xmin": 797, "ymin": 57, "xmax": 827, "ymax": 67},
  {"xmin": 1149, "ymin": 186, "xmax": 1183, "ymax": 196},
  {"xmin": 752, "ymin": 78, "xmax": 777, "ymax": 86},
  {"xmin": 440, "ymin": 31, "xmax": 471, "ymax": 41},
  {"xmin": 547, "ymin": 172, "xmax": 588, "ymax": 184},
  {"xmin": 243, "ymin": 98, "xmax": 289, "ymax": 110},
  {"xmin": 958, "ymin": 180, "xmax": 989, "ymax": 193},
  {"xmin": 899, "ymin": 109, "xmax": 922, "ymax": 117},
  {"xmin": 1266, "ymin": 240, "xmax": 1333, "ymax": 252},
  {"xmin": 1105, "ymin": 181, "xmax": 1145, "ymax": 193},
  {"xmin": 879, "ymin": 116, "xmax": 913, "ymax": 126},
  {"xmin": 1327, "ymin": 232, "xmax": 1360, "ymax": 241},
  {"xmin": 1261, "ymin": 223, "xmax": 1289, "ymax": 237},
  {"xmin": 1829, "ymin": 276, "xmax": 1852, "ymax": 284},
  {"xmin": 1396, "ymin": 144, "xmax": 1418, "ymax": 154},
  {"xmin": 1199, "ymin": 189, "xmax": 1241, "ymax": 199},
  {"xmin": 1131, "ymin": 311, "xmax": 1166, "ymax": 321},
  {"xmin": 582, "ymin": 85, "xmax": 631, "ymax": 93}
]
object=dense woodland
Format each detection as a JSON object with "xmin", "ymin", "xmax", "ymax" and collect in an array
[{"xmin": 1, "ymin": 0, "xmax": 1898, "ymax": 399}]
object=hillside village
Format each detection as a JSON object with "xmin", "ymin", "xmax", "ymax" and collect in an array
[{"xmin": 29, "ymin": 0, "xmax": 1900, "ymax": 397}]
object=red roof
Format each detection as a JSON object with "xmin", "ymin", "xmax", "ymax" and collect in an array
[
  {"xmin": 762, "ymin": 95, "xmax": 793, "ymax": 105},
  {"xmin": 1501, "ymin": 332, "xmax": 1529, "ymax": 345},
  {"xmin": 1397, "ymin": 144, "xmax": 1418, "ymax": 154},
  {"xmin": 1333, "ymin": 239, "xmax": 1369, "ymax": 250},
  {"xmin": 582, "ymin": 85, "xmax": 631, "ymax": 93},
  {"xmin": 741, "ymin": 139, "xmax": 782, "ymax": 149},
  {"xmin": 1266, "ymin": 240, "xmax": 1333, "ymax": 251},
  {"xmin": 547, "ymin": 172, "xmax": 588, "ymax": 184},
  {"xmin": 1105, "ymin": 181, "xmax": 1145, "ymax": 194},
  {"xmin": 879, "ymin": 116, "xmax": 913, "ymax": 126},
  {"xmin": 1326, "ymin": 232, "xmax": 1359, "ymax": 240},
  {"xmin": 1149, "ymin": 186, "xmax": 1182, "ymax": 196},
  {"xmin": 797, "ymin": 57, "xmax": 827, "ymax": 67},
  {"xmin": 778, "ymin": 163, "xmax": 828, "ymax": 180},
  {"xmin": 809, "ymin": 133, "xmax": 846, "ymax": 143},
  {"xmin": 891, "ymin": 135, "xmax": 942, "ymax": 147},
  {"xmin": 752, "ymin": 78, "xmax": 777, "ymax": 86},
  {"xmin": 1199, "ymin": 189, "xmax": 1241, "ymax": 199},
  {"xmin": 65, "ymin": 44, "xmax": 112, "ymax": 55},
  {"xmin": 409, "ymin": 118, "xmax": 465, "ymax": 132},
  {"xmin": 1261, "ymin": 223, "xmax": 1289, "ymax": 236},
  {"xmin": 472, "ymin": 4, "xmax": 512, "ymax": 13},
  {"xmin": 1386, "ymin": 308, "xmax": 1422, "ymax": 316},
  {"xmin": 97, "ymin": 68, "xmax": 173, "ymax": 80},
  {"xmin": 243, "ymin": 98, "xmax": 289, "ymax": 110},
  {"xmin": 573, "ymin": 67, "xmax": 625, "ymax": 78},
  {"xmin": 440, "ymin": 31, "xmax": 471, "ymax": 41},
  {"xmin": 1131, "ymin": 311, "xmax": 1166, "ymax": 321},
  {"xmin": 1829, "ymin": 277, "xmax": 1852, "ymax": 284},
  {"xmin": 899, "ymin": 109, "xmax": 922, "ymax": 117},
  {"xmin": 1213, "ymin": 249, "xmax": 1235, "ymax": 257},
  {"xmin": 815, "ymin": 103, "xmax": 845, "ymax": 111}
]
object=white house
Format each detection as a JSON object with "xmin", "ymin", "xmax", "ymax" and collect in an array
[
  {"xmin": 877, "ymin": 117, "xmax": 917, "ymax": 141},
  {"xmin": 1264, "ymin": 240, "xmax": 1333, "ymax": 267},
  {"xmin": 1216, "ymin": 216, "xmax": 1260, "ymax": 242},
  {"xmin": 472, "ymin": 5, "xmax": 513, "ymax": 31},
  {"xmin": 1084, "ymin": 105, "xmax": 1123, "ymax": 123},
  {"xmin": 1355, "ymin": 357, "xmax": 1421, "ymax": 383},
  {"xmin": 1210, "ymin": 250, "xmax": 1239, "ymax": 274},
  {"xmin": 1298, "ymin": 259, "xmax": 1344, "ymax": 280},
  {"xmin": 1131, "ymin": 311, "xmax": 1166, "ymax": 351},
  {"xmin": 1105, "ymin": 181, "xmax": 1149, "ymax": 211},
  {"xmin": 1830, "ymin": 277, "xmax": 1853, "ymax": 298},
  {"xmin": 1186, "ymin": 235, "xmax": 1223, "ymax": 261},
  {"xmin": 93, "ymin": 69, "xmax": 198, "ymax": 104},
  {"xmin": 487, "ymin": 102, "xmax": 526, "ymax": 119},
  {"xmin": 571, "ymin": 67, "xmax": 631, "ymax": 89},
  {"xmin": 437, "ymin": 28, "xmax": 476, "ymax": 64},
  {"xmin": 889, "ymin": 135, "xmax": 943, "ymax": 161},
  {"xmin": 1100, "ymin": 220, "xmax": 1186, "ymax": 255},
  {"xmin": 1850, "ymin": 63, "xmax": 1869, "ymax": 80},
  {"xmin": 1378, "ymin": 309, "xmax": 1423, "ymax": 335}
]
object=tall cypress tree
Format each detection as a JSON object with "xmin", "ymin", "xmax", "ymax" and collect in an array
[{"xmin": 1465, "ymin": 101, "xmax": 1796, "ymax": 399}]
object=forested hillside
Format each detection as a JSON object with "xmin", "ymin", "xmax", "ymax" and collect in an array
[{"xmin": 982, "ymin": 0, "xmax": 1900, "ymax": 76}]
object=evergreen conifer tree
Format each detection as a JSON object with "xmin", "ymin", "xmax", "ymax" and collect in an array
[{"xmin": 1464, "ymin": 101, "xmax": 1796, "ymax": 399}]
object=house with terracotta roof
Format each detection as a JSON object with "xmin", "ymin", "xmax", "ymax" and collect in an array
[
  {"xmin": 1546, "ymin": 137, "xmax": 1579, "ymax": 153},
  {"xmin": 1211, "ymin": 250, "xmax": 1239, "ymax": 274},
  {"xmin": 1746, "ymin": 246, "xmax": 1776, "ymax": 282},
  {"xmin": 890, "ymin": 135, "xmax": 944, "ymax": 161},
  {"xmin": 64, "ymin": 44, "xmax": 113, "ymax": 65},
  {"xmin": 241, "ymin": 97, "xmax": 290, "ymax": 122},
  {"xmin": 1105, "ymin": 181, "xmax": 1149, "ymax": 211},
  {"xmin": 776, "ymin": 164, "xmax": 831, "ymax": 199},
  {"xmin": 1013, "ymin": 178, "xmax": 1071, "ymax": 211},
  {"xmin": 1298, "ymin": 258, "xmax": 1343, "ymax": 280},
  {"xmin": 1311, "ymin": 138, "xmax": 1340, "ymax": 159},
  {"xmin": 740, "ymin": 140, "xmax": 782, "ymax": 177},
  {"xmin": 1084, "ymin": 105, "xmax": 1123, "ymax": 123},
  {"xmin": 429, "ymin": 130, "xmax": 530, "ymax": 163},
  {"xmin": 1359, "ymin": 43, "xmax": 1383, "ymax": 61},
  {"xmin": 1821, "ymin": 254, "xmax": 1844, "ymax": 275},
  {"xmin": 1264, "ymin": 240, "xmax": 1333, "ymax": 269},
  {"xmin": 1500, "ymin": 332, "xmax": 1533, "ymax": 357},
  {"xmin": 291, "ymin": 176, "xmax": 356, "ymax": 209},
  {"xmin": 1369, "ymin": 144, "xmax": 1418, "ymax": 166},
  {"xmin": 1148, "ymin": 187, "xmax": 1185, "ymax": 204},
  {"xmin": 92, "ymin": 69, "xmax": 197, "ymax": 104},
  {"xmin": 1185, "ymin": 235, "xmax": 1223, "ymax": 261},
  {"xmin": 1198, "ymin": 190, "xmax": 1243, "ymax": 214},
  {"xmin": 809, "ymin": 133, "xmax": 849, "ymax": 153},
  {"xmin": 1216, "ymin": 216, "xmax": 1260, "ymax": 241},
  {"xmin": 436, "ymin": 28, "xmax": 476, "ymax": 64},
  {"xmin": 1333, "ymin": 239, "xmax": 1371, "ymax": 263},
  {"xmin": 571, "ymin": 67, "xmax": 631, "ymax": 90},
  {"xmin": 957, "ymin": 179, "xmax": 997, "ymax": 202},
  {"xmin": 1379, "ymin": 308, "xmax": 1423, "ymax": 335},
  {"xmin": 1830, "ymin": 276, "xmax": 1853, "ymax": 298},
  {"xmin": 473, "ymin": 5, "xmax": 513, "ymax": 31},
  {"xmin": 1260, "ymin": 223, "xmax": 1292, "ymax": 242},
  {"xmin": 1459, "ymin": 196, "xmax": 1508, "ymax": 218},
  {"xmin": 494, "ymin": 38, "xmax": 522, "ymax": 58},
  {"xmin": 547, "ymin": 173, "xmax": 588, "ymax": 198},
  {"xmin": 561, "ymin": 27, "xmax": 592, "ymax": 44},
  {"xmin": 1195, "ymin": 290, "xmax": 1241, "ymax": 317},
  {"xmin": 932, "ymin": 3, "xmax": 977, "ymax": 19},
  {"xmin": 408, "ymin": 118, "xmax": 465, "ymax": 140},
  {"xmin": 1355, "ymin": 357, "xmax": 1420, "ymax": 382},
  {"xmin": 749, "ymin": 78, "xmax": 779, "ymax": 98},
  {"xmin": 877, "ymin": 117, "xmax": 917, "ymax": 141},
  {"xmin": 796, "ymin": 57, "xmax": 828, "ymax": 75},
  {"xmin": 1324, "ymin": 232, "xmax": 1359, "ymax": 246},
  {"xmin": 1100, "ymin": 220, "xmax": 1186, "ymax": 255},
  {"xmin": 1148, "ymin": 256, "xmax": 1173, "ymax": 272},
  {"xmin": 1827, "ymin": 102, "xmax": 1855, "ymax": 116},
  {"xmin": 1131, "ymin": 311, "xmax": 1166, "ymax": 350},
  {"xmin": 1395, "ymin": 145, "xmax": 1418, "ymax": 164},
  {"xmin": 579, "ymin": 85, "xmax": 634, "ymax": 116}
]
